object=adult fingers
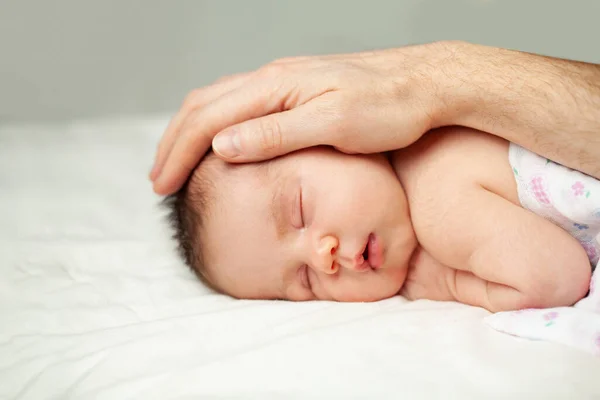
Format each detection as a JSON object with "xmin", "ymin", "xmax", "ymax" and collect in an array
[
  {"xmin": 212, "ymin": 95, "xmax": 344, "ymax": 162},
  {"xmin": 152, "ymin": 66, "xmax": 334, "ymax": 194},
  {"xmin": 152, "ymin": 76, "xmax": 299, "ymax": 194},
  {"xmin": 149, "ymin": 72, "xmax": 251, "ymax": 180}
]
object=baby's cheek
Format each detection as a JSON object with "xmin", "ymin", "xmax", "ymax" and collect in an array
[
  {"xmin": 388, "ymin": 267, "xmax": 409, "ymax": 289},
  {"xmin": 358, "ymin": 274, "xmax": 403, "ymax": 302}
]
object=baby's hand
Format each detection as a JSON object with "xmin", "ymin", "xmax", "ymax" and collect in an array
[{"xmin": 400, "ymin": 247, "xmax": 457, "ymax": 303}]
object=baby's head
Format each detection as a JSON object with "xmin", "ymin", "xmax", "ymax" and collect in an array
[{"xmin": 164, "ymin": 147, "xmax": 417, "ymax": 302}]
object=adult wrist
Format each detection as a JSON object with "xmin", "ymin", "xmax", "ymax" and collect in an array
[
  {"xmin": 429, "ymin": 41, "xmax": 600, "ymax": 178},
  {"xmin": 423, "ymin": 40, "xmax": 479, "ymax": 131},
  {"xmin": 430, "ymin": 41, "xmax": 558, "ymax": 140}
]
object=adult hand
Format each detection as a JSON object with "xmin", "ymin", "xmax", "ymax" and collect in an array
[
  {"xmin": 150, "ymin": 40, "xmax": 600, "ymax": 195},
  {"xmin": 150, "ymin": 41, "xmax": 456, "ymax": 194}
]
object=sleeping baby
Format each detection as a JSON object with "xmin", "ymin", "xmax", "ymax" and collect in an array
[{"xmin": 163, "ymin": 126, "xmax": 599, "ymax": 312}]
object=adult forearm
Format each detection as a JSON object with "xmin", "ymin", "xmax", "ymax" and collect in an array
[{"xmin": 438, "ymin": 42, "xmax": 600, "ymax": 179}]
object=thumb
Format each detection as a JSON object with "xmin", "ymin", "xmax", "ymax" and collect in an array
[{"xmin": 212, "ymin": 102, "xmax": 332, "ymax": 162}]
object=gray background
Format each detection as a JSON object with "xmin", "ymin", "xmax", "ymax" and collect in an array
[{"xmin": 1, "ymin": 0, "xmax": 599, "ymax": 123}]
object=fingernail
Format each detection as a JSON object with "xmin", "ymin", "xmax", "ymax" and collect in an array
[{"xmin": 213, "ymin": 131, "xmax": 241, "ymax": 158}]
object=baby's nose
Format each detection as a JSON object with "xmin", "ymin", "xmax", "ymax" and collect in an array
[{"xmin": 313, "ymin": 235, "xmax": 339, "ymax": 274}]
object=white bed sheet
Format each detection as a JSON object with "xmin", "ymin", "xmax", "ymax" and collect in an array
[{"xmin": 1, "ymin": 116, "xmax": 599, "ymax": 400}]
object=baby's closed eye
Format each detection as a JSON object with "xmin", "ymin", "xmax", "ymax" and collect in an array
[{"xmin": 292, "ymin": 187, "xmax": 304, "ymax": 228}]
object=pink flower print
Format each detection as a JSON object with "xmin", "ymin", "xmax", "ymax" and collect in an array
[
  {"xmin": 544, "ymin": 311, "xmax": 559, "ymax": 320},
  {"xmin": 595, "ymin": 333, "xmax": 600, "ymax": 351},
  {"xmin": 530, "ymin": 176, "xmax": 551, "ymax": 204},
  {"xmin": 543, "ymin": 311, "xmax": 559, "ymax": 327},
  {"xmin": 572, "ymin": 181, "xmax": 585, "ymax": 197}
]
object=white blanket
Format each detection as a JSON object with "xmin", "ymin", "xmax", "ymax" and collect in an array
[
  {"xmin": 1, "ymin": 116, "xmax": 599, "ymax": 399},
  {"xmin": 486, "ymin": 263, "xmax": 600, "ymax": 356}
]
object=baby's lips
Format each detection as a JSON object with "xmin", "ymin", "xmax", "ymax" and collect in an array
[{"xmin": 368, "ymin": 233, "xmax": 384, "ymax": 269}]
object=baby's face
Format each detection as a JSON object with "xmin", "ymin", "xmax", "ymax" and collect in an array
[{"xmin": 202, "ymin": 147, "xmax": 417, "ymax": 302}]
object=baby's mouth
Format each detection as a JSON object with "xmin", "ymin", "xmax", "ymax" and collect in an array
[
  {"xmin": 362, "ymin": 243, "xmax": 369, "ymax": 262},
  {"xmin": 367, "ymin": 233, "xmax": 383, "ymax": 269},
  {"xmin": 355, "ymin": 234, "xmax": 383, "ymax": 271},
  {"xmin": 353, "ymin": 239, "xmax": 372, "ymax": 272}
]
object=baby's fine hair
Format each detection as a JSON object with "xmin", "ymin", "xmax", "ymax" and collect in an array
[{"xmin": 161, "ymin": 152, "xmax": 219, "ymax": 291}]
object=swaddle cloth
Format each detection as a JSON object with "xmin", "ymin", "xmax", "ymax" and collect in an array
[
  {"xmin": 485, "ymin": 143, "xmax": 600, "ymax": 356},
  {"xmin": 507, "ymin": 143, "xmax": 599, "ymax": 266}
]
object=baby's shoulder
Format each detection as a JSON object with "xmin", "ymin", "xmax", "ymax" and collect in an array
[
  {"xmin": 392, "ymin": 126, "xmax": 519, "ymax": 206},
  {"xmin": 391, "ymin": 127, "xmax": 521, "ymax": 258}
]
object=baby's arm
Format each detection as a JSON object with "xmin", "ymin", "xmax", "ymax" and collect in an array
[{"xmin": 422, "ymin": 185, "xmax": 591, "ymax": 313}]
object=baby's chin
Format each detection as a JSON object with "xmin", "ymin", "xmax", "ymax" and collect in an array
[
  {"xmin": 337, "ymin": 272, "xmax": 408, "ymax": 303},
  {"xmin": 377, "ymin": 265, "xmax": 409, "ymax": 301},
  {"xmin": 392, "ymin": 274, "xmax": 407, "ymax": 293}
]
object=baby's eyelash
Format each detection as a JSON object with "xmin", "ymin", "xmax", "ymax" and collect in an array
[
  {"xmin": 298, "ymin": 189, "xmax": 305, "ymax": 227},
  {"xmin": 292, "ymin": 188, "xmax": 305, "ymax": 228}
]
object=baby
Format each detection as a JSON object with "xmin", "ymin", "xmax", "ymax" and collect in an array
[{"xmin": 163, "ymin": 126, "xmax": 599, "ymax": 312}]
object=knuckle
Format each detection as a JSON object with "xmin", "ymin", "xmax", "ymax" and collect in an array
[
  {"xmin": 214, "ymin": 74, "xmax": 234, "ymax": 84},
  {"xmin": 256, "ymin": 64, "xmax": 293, "ymax": 108},
  {"xmin": 182, "ymin": 88, "xmax": 203, "ymax": 109},
  {"xmin": 214, "ymin": 72, "xmax": 247, "ymax": 85},
  {"xmin": 259, "ymin": 62, "xmax": 287, "ymax": 78},
  {"xmin": 257, "ymin": 117, "xmax": 283, "ymax": 151}
]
